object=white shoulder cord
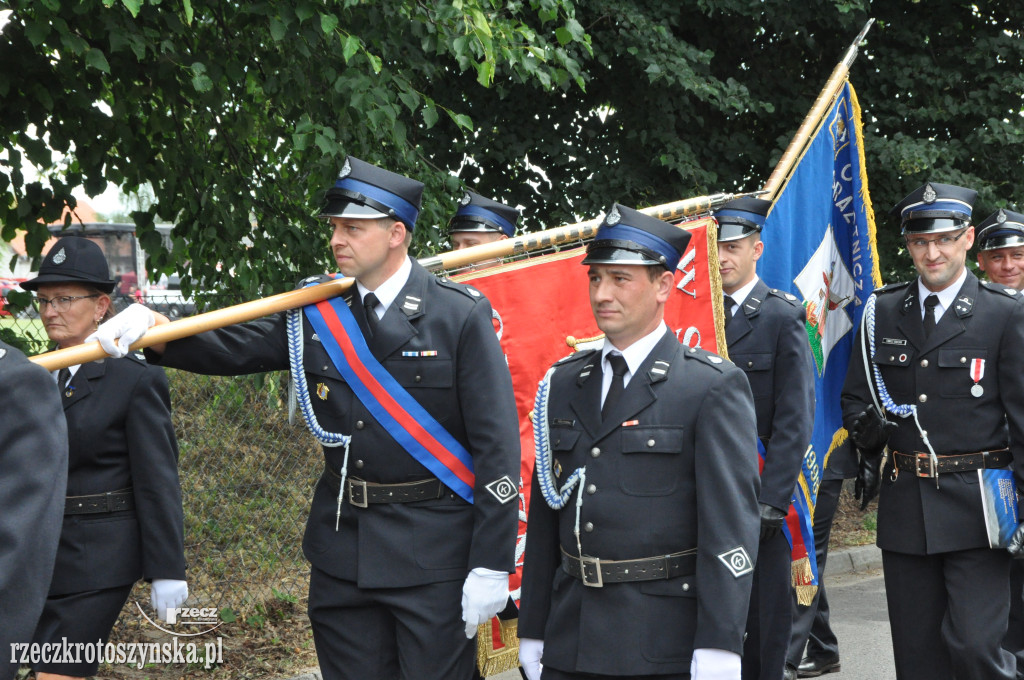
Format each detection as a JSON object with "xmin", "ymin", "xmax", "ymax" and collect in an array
[
  {"xmin": 532, "ymin": 364, "xmax": 589, "ymax": 557},
  {"xmin": 286, "ymin": 308, "xmax": 353, "ymax": 527},
  {"xmin": 862, "ymin": 294, "xmax": 940, "ymax": 486}
]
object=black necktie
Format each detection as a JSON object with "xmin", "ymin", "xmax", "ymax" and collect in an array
[
  {"xmin": 363, "ymin": 293, "xmax": 380, "ymax": 336},
  {"xmin": 923, "ymin": 295, "xmax": 939, "ymax": 338},
  {"xmin": 723, "ymin": 295, "xmax": 736, "ymax": 327},
  {"xmin": 602, "ymin": 354, "xmax": 629, "ymax": 421},
  {"xmin": 57, "ymin": 367, "xmax": 71, "ymax": 392}
]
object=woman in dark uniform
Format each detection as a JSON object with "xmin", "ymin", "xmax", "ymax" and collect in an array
[{"xmin": 22, "ymin": 237, "xmax": 187, "ymax": 680}]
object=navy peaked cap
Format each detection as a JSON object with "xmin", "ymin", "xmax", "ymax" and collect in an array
[
  {"xmin": 582, "ymin": 203, "xmax": 691, "ymax": 271},
  {"xmin": 713, "ymin": 197, "xmax": 772, "ymax": 242},
  {"xmin": 319, "ymin": 156, "xmax": 424, "ymax": 231},
  {"xmin": 448, "ymin": 191, "xmax": 520, "ymax": 237},
  {"xmin": 891, "ymin": 181, "xmax": 976, "ymax": 234}
]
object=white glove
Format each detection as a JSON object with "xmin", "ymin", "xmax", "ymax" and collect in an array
[
  {"xmin": 690, "ymin": 648, "xmax": 741, "ymax": 680},
  {"xmin": 151, "ymin": 579, "xmax": 189, "ymax": 622},
  {"xmin": 461, "ymin": 567, "xmax": 509, "ymax": 638},
  {"xmin": 86, "ymin": 303, "xmax": 155, "ymax": 358},
  {"xmin": 518, "ymin": 637, "xmax": 544, "ymax": 680}
]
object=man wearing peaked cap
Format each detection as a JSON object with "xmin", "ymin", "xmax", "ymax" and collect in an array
[
  {"xmin": 713, "ymin": 198, "xmax": 816, "ymax": 680},
  {"xmin": 974, "ymin": 207, "xmax": 1024, "ymax": 678},
  {"xmin": 842, "ymin": 181, "xmax": 1024, "ymax": 680},
  {"xmin": 92, "ymin": 155, "xmax": 521, "ymax": 680},
  {"xmin": 977, "ymin": 208, "xmax": 1024, "ymax": 292},
  {"xmin": 449, "ymin": 191, "xmax": 519, "ymax": 245},
  {"xmin": 518, "ymin": 203, "xmax": 760, "ymax": 679},
  {"xmin": 448, "ymin": 191, "xmax": 520, "ymax": 273}
]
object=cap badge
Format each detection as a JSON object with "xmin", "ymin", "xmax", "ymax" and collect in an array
[
  {"xmin": 339, "ymin": 158, "xmax": 352, "ymax": 179},
  {"xmin": 922, "ymin": 183, "xmax": 937, "ymax": 204},
  {"xmin": 606, "ymin": 206, "xmax": 621, "ymax": 226},
  {"xmin": 997, "ymin": 209, "xmax": 1007, "ymax": 224},
  {"xmin": 52, "ymin": 247, "xmax": 67, "ymax": 265},
  {"xmin": 460, "ymin": 192, "xmax": 472, "ymax": 206}
]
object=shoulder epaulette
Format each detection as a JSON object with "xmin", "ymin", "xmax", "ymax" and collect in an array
[
  {"xmin": 767, "ymin": 288, "xmax": 801, "ymax": 306},
  {"xmin": 981, "ymin": 280, "xmax": 1023, "ymax": 299},
  {"xmin": 295, "ymin": 273, "xmax": 333, "ymax": 289},
  {"xmin": 682, "ymin": 346, "xmax": 729, "ymax": 372},
  {"xmin": 436, "ymin": 276, "xmax": 486, "ymax": 302},
  {"xmin": 123, "ymin": 351, "xmax": 149, "ymax": 366},
  {"xmin": 554, "ymin": 349, "xmax": 597, "ymax": 366},
  {"xmin": 874, "ymin": 281, "xmax": 910, "ymax": 295}
]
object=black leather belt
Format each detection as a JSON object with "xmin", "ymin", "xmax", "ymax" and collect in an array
[
  {"xmin": 891, "ymin": 448, "xmax": 1011, "ymax": 478},
  {"xmin": 324, "ymin": 467, "xmax": 445, "ymax": 508},
  {"xmin": 65, "ymin": 488, "xmax": 135, "ymax": 515},
  {"xmin": 561, "ymin": 547, "xmax": 696, "ymax": 588}
]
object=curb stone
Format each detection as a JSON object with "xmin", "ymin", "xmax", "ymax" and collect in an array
[{"xmin": 828, "ymin": 543, "xmax": 883, "ymax": 575}]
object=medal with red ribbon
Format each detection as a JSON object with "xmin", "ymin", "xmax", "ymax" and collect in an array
[{"xmin": 970, "ymin": 358, "xmax": 985, "ymax": 398}]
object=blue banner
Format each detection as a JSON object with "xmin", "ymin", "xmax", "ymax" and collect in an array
[{"xmin": 758, "ymin": 81, "xmax": 882, "ymax": 590}]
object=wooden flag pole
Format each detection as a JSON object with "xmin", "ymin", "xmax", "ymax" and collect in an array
[
  {"xmin": 761, "ymin": 18, "xmax": 874, "ymax": 201},
  {"xmin": 29, "ymin": 190, "xmax": 759, "ymax": 371}
]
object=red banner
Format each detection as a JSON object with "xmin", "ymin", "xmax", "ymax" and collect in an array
[{"xmin": 455, "ymin": 218, "xmax": 723, "ymax": 602}]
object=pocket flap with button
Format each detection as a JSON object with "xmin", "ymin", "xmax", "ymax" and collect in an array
[
  {"xmin": 383, "ymin": 358, "xmax": 453, "ymax": 388},
  {"xmin": 640, "ymin": 575, "xmax": 697, "ymax": 597},
  {"xmin": 873, "ymin": 349, "xmax": 912, "ymax": 367},
  {"xmin": 621, "ymin": 427, "xmax": 685, "ymax": 454},
  {"xmin": 551, "ymin": 429, "xmax": 581, "ymax": 451},
  {"xmin": 937, "ymin": 348, "xmax": 987, "ymax": 368},
  {"xmin": 731, "ymin": 352, "xmax": 772, "ymax": 372}
]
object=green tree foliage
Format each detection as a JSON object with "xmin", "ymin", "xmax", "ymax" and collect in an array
[
  {"xmin": 439, "ymin": 1, "xmax": 1024, "ymax": 282},
  {"xmin": 3, "ymin": 1, "xmax": 1022, "ymax": 292},
  {"xmin": 0, "ymin": 0, "xmax": 591, "ymax": 295}
]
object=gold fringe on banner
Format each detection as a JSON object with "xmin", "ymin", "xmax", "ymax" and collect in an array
[
  {"xmin": 792, "ymin": 556, "xmax": 818, "ymax": 606},
  {"xmin": 476, "ymin": 617, "xmax": 521, "ymax": 677}
]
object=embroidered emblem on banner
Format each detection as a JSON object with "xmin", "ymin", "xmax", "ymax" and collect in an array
[
  {"xmin": 795, "ymin": 226, "xmax": 855, "ymax": 376},
  {"xmin": 718, "ymin": 546, "xmax": 754, "ymax": 578},
  {"xmin": 486, "ymin": 475, "xmax": 518, "ymax": 504}
]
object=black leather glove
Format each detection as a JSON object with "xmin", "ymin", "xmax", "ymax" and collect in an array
[
  {"xmin": 853, "ymin": 449, "xmax": 882, "ymax": 511},
  {"xmin": 759, "ymin": 502, "xmax": 787, "ymax": 541},
  {"xmin": 847, "ymin": 405, "xmax": 897, "ymax": 454},
  {"xmin": 1009, "ymin": 523, "xmax": 1024, "ymax": 559}
]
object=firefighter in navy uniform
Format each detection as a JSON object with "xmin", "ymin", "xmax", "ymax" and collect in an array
[
  {"xmin": 449, "ymin": 190, "xmax": 518, "ymax": 252},
  {"xmin": 714, "ymin": 197, "xmax": 815, "ymax": 680},
  {"xmin": 93, "ymin": 156, "xmax": 521, "ymax": 680},
  {"xmin": 976, "ymin": 209, "xmax": 1024, "ymax": 680},
  {"xmin": 0, "ymin": 340, "xmax": 67, "ymax": 680},
  {"xmin": 518, "ymin": 204, "xmax": 761, "ymax": 680},
  {"xmin": 842, "ymin": 182, "xmax": 1024, "ymax": 680}
]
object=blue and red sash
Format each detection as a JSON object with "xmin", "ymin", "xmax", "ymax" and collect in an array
[
  {"xmin": 757, "ymin": 439, "xmax": 819, "ymax": 593},
  {"xmin": 303, "ymin": 292, "xmax": 475, "ymax": 504}
]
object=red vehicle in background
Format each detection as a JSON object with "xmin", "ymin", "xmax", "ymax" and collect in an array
[{"xmin": 0, "ymin": 278, "xmax": 27, "ymax": 317}]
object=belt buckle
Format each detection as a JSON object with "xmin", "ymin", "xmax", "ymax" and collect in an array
[
  {"xmin": 580, "ymin": 556, "xmax": 604, "ymax": 588},
  {"xmin": 915, "ymin": 453, "xmax": 937, "ymax": 478},
  {"xmin": 347, "ymin": 479, "xmax": 369, "ymax": 508}
]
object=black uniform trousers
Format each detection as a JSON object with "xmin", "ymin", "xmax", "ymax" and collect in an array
[
  {"xmin": 883, "ymin": 547, "xmax": 1014, "ymax": 680},
  {"xmin": 1007, "ymin": 561, "xmax": 1024, "ymax": 679},
  {"xmin": 786, "ymin": 478, "xmax": 842, "ymax": 667},
  {"xmin": 742, "ymin": 530, "xmax": 793, "ymax": 680},
  {"xmin": 308, "ymin": 566, "xmax": 475, "ymax": 680}
]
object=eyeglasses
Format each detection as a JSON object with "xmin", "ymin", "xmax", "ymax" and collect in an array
[
  {"xmin": 905, "ymin": 229, "xmax": 969, "ymax": 251},
  {"xmin": 34, "ymin": 294, "xmax": 99, "ymax": 313}
]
